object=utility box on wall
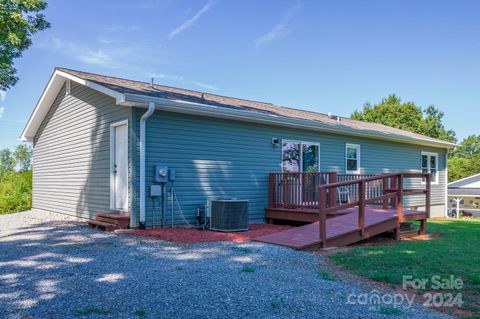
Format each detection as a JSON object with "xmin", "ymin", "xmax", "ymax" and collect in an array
[{"xmin": 154, "ymin": 165, "xmax": 169, "ymax": 183}]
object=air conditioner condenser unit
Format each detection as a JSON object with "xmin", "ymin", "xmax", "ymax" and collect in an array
[{"xmin": 206, "ymin": 199, "xmax": 249, "ymax": 232}]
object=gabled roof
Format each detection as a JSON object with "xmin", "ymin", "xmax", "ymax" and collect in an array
[
  {"xmin": 448, "ymin": 173, "xmax": 480, "ymax": 188},
  {"xmin": 20, "ymin": 67, "xmax": 457, "ymax": 149}
]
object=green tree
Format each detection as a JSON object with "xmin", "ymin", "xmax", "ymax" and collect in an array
[
  {"xmin": 351, "ymin": 94, "xmax": 456, "ymax": 143},
  {"xmin": 448, "ymin": 135, "xmax": 480, "ymax": 181},
  {"xmin": 0, "ymin": 145, "xmax": 33, "ymax": 214},
  {"xmin": 0, "ymin": 148, "xmax": 14, "ymax": 177},
  {"xmin": 450, "ymin": 134, "xmax": 480, "ymax": 158},
  {"xmin": 13, "ymin": 144, "xmax": 31, "ymax": 171},
  {"xmin": 0, "ymin": 0, "xmax": 50, "ymax": 90}
]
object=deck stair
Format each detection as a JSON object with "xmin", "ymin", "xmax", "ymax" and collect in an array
[
  {"xmin": 87, "ymin": 213, "xmax": 130, "ymax": 231},
  {"xmin": 256, "ymin": 172, "xmax": 431, "ymax": 250}
]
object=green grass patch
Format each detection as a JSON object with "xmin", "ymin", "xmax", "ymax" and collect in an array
[
  {"xmin": 240, "ymin": 266, "xmax": 256, "ymax": 273},
  {"xmin": 232, "ymin": 246, "xmax": 253, "ymax": 254},
  {"xmin": 270, "ymin": 298, "xmax": 282, "ymax": 309},
  {"xmin": 316, "ymin": 271, "xmax": 337, "ymax": 281},
  {"xmin": 134, "ymin": 310, "xmax": 147, "ymax": 317},
  {"xmin": 378, "ymin": 306, "xmax": 402, "ymax": 316},
  {"xmin": 171, "ymin": 265, "xmax": 184, "ymax": 272},
  {"xmin": 330, "ymin": 219, "xmax": 480, "ymax": 315},
  {"xmin": 75, "ymin": 307, "xmax": 111, "ymax": 316}
]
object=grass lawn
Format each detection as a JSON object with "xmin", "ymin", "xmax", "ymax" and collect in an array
[{"xmin": 330, "ymin": 219, "xmax": 480, "ymax": 318}]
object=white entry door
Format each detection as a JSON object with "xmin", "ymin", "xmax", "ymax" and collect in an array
[{"xmin": 111, "ymin": 121, "xmax": 128, "ymax": 211}]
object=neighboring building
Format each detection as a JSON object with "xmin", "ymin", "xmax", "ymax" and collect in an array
[
  {"xmin": 448, "ymin": 173, "xmax": 480, "ymax": 217},
  {"xmin": 20, "ymin": 68, "xmax": 455, "ymax": 227}
]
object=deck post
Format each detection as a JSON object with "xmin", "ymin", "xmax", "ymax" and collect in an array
[
  {"xmin": 393, "ymin": 227, "xmax": 401, "ymax": 240},
  {"xmin": 397, "ymin": 174, "xmax": 404, "ymax": 222},
  {"xmin": 358, "ymin": 180, "xmax": 366, "ymax": 237},
  {"xmin": 328, "ymin": 172, "xmax": 337, "ymax": 207},
  {"xmin": 382, "ymin": 177, "xmax": 388, "ymax": 209},
  {"xmin": 268, "ymin": 174, "xmax": 275, "ymax": 208},
  {"xmin": 420, "ymin": 219, "xmax": 427, "ymax": 235},
  {"xmin": 390, "ymin": 176, "xmax": 397, "ymax": 208},
  {"xmin": 425, "ymin": 173, "xmax": 431, "ymax": 219},
  {"xmin": 319, "ymin": 186, "xmax": 327, "ymax": 247}
]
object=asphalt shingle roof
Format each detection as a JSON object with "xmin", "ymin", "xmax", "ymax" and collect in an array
[{"xmin": 57, "ymin": 67, "xmax": 453, "ymax": 147}]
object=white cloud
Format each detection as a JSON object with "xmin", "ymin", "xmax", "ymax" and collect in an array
[
  {"xmin": 255, "ymin": 2, "xmax": 301, "ymax": 47},
  {"xmin": 0, "ymin": 107, "xmax": 4, "ymax": 119},
  {"xmin": 49, "ymin": 36, "xmax": 118, "ymax": 68},
  {"xmin": 0, "ymin": 90, "xmax": 6, "ymax": 102},
  {"xmin": 168, "ymin": 0, "xmax": 217, "ymax": 39},
  {"xmin": 151, "ymin": 73, "xmax": 218, "ymax": 91}
]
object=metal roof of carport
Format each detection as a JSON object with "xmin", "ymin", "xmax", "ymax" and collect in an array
[{"xmin": 448, "ymin": 188, "xmax": 480, "ymax": 197}]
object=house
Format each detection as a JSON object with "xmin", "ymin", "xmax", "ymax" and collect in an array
[
  {"xmin": 20, "ymin": 68, "xmax": 455, "ymax": 230},
  {"xmin": 448, "ymin": 173, "xmax": 480, "ymax": 217}
]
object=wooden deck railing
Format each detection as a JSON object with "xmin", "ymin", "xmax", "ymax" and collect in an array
[
  {"xmin": 268, "ymin": 172, "xmax": 382, "ymax": 210},
  {"xmin": 268, "ymin": 172, "xmax": 337, "ymax": 210},
  {"xmin": 317, "ymin": 173, "xmax": 431, "ymax": 246}
]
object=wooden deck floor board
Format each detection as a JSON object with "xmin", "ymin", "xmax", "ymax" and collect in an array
[{"xmin": 254, "ymin": 206, "xmax": 426, "ymax": 249}]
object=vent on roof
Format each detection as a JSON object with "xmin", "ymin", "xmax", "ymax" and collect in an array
[{"xmin": 328, "ymin": 112, "xmax": 341, "ymax": 123}]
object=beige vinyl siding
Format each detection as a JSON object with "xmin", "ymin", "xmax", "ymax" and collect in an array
[{"xmin": 32, "ymin": 82, "xmax": 132, "ymax": 219}]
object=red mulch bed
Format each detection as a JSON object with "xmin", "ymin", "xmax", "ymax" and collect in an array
[{"xmin": 131, "ymin": 224, "xmax": 292, "ymax": 244}]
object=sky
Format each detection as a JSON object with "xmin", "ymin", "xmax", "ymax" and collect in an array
[{"xmin": 1, "ymin": 0, "xmax": 479, "ymax": 149}]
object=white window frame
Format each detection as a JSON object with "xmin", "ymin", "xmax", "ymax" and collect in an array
[
  {"xmin": 110, "ymin": 119, "xmax": 129, "ymax": 211},
  {"xmin": 345, "ymin": 143, "xmax": 361, "ymax": 174},
  {"xmin": 421, "ymin": 151, "xmax": 439, "ymax": 185},
  {"xmin": 281, "ymin": 140, "xmax": 320, "ymax": 172}
]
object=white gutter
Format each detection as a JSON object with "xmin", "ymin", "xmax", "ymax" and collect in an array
[
  {"xmin": 444, "ymin": 150, "xmax": 449, "ymax": 218},
  {"xmin": 139, "ymin": 101, "xmax": 156, "ymax": 229},
  {"xmin": 122, "ymin": 93, "xmax": 457, "ymax": 150}
]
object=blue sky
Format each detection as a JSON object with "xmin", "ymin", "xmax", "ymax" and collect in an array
[{"xmin": 1, "ymin": 0, "xmax": 479, "ymax": 149}]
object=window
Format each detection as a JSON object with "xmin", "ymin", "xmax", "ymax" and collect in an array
[
  {"xmin": 421, "ymin": 152, "xmax": 438, "ymax": 184},
  {"xmin": 282, "ymin": 140, "xmax": 319, "ymax": 172},
  {"xmin": 345, "ymin": 144, "xmax": 360, "ymax": 173}
]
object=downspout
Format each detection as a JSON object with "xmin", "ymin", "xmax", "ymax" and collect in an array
[
  {"xmin": 444, "ymin": 150, "xmax": 449, "ymax": 218},
  {"xmin": 139, "ymin": 101, "xmax": 156, "ymax": 229}
]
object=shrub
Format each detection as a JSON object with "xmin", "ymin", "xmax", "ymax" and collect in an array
[{"xmin": 0, "ymin": 170, "xmax": 32, "ymax": 214}]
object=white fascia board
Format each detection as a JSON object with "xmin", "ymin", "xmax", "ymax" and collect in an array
[
  {"xmin": 56, "ymin": 70, "xmax": 125, "ymax": 104},
  {"xmin": 20, "ymin": 70, "xmax": 125, "ymax": 142},
  {"xmin": 122, "ymin": 93, "xmax": 456, "ymax": 150}
]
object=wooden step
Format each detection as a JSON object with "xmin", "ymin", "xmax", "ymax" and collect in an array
[
  {"xmin": 96, "ymin": 213, "xmax": 130, "ymax": 220},
  {"xmin": 96, "ymin": 213, "xmax": 130, "ymax": 229},
  {"xmin": 400, "ymin": 229, "xmax": 421, "ymax": 238},
  {"xmin": 88, "ymin": 220, "xmax": 118, "ymax": 231}
]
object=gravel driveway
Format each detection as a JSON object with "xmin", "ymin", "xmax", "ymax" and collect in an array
[{"xmin": 0, "ymin": 211, "xmax": 448, "ymax": 319}]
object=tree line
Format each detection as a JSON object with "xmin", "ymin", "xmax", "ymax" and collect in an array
[
  {"xmin": 352, "ymin": 94, "xmax": 478, "ymax": 182},
  {"xmin": 0, "ymin": 145, "xmax": 32, "ymax": 213}
]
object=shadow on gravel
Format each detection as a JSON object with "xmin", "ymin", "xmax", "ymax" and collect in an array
[{"xmin": 0, "ymin": 220, "xmax": 264, "ymax": 318}]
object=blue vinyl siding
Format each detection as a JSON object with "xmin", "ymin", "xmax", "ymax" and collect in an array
[{"xmin": 132, "ymin": 109, "xmax": 446, "ymax": 227}]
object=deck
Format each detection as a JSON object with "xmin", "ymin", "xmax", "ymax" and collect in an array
[
  {"xmin": 255, "ymin": 207, "xmax": 426, "ymax": 249},
  {"xmin": 257, "ymin": 172, "xmax": 431, "ymax": 250}
]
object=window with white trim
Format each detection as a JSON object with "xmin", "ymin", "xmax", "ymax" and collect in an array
[
  {"xmin": 345, "ymin": 144, "xmax": 360, "ymax": 173},
  {"xmin": 282, "ymin": 140, "xmax": 320, "ymax": 172},
  {"xmin": 421, "ymin": 152, "xmax": 438, "ymax": 184}
]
